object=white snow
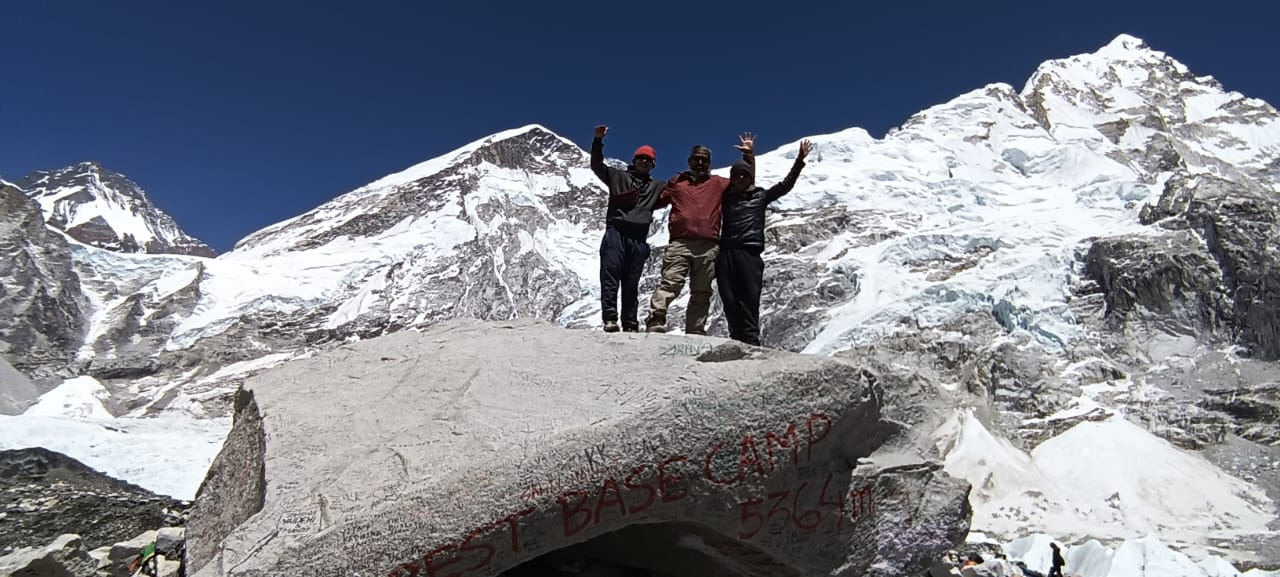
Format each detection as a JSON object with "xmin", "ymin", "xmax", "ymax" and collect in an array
[
  {"xmin": 25, "ymin": 164, "xmax": 191, "ymax": 249},
  {"xmin": 940, "ymin": 409, "xmax": 1275, "ymax": 567},
  {"xmin": 0, "ymin": 377, "xmax": 230, "ymax": 499},
  {"xmin": 23, "ymin": 376, "xmax": 113, "ymax": 419}
]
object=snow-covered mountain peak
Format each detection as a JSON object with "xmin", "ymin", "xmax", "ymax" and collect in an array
[
  {"xmin": 19, "ymin": 161, "xmax": 214, "ymax": 257},
  {"xmin": 227, "ymin": 124, "xmax": 593, "ymax": 259}
]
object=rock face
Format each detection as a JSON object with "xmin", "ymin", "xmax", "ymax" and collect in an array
[
  {"xmin": 0, "ymin": 356, "xmax": 39, "ymax": 416},
  {"xmin": 186, "ymin": 318, "xmax": 971, "ymax": 577},
  {"xmin": 0, "ymin": 447, "xmax": 189, "ymax": 552},
  {"xmin": 19, "ymin": 161, "xmax": 215, "ymax": 257},
  {"xmin": 0, "ymin": 182, "xmax": 87, "ymax": 384}
]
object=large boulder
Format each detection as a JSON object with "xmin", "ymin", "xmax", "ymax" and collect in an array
[
  {"xmin": 0, "ymin": 533, "xmax": 98, "ymax": 577},
  {"xmin": 186, "ymin": 318, "xmax": 971, "ymax": 577}
]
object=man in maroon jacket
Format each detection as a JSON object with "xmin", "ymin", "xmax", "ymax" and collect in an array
[{"xmin": 645, "ymin": 134, "xmax": 754, "ymax": 334}]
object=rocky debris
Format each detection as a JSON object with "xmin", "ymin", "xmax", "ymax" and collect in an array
[
  {"xmin": 19, "ymin": 161, "xmax": 215, "ymax": 257},
  {"xmin": 186, "ymin": 318, "xmax": 970, "ymax": 577},
  {"xmin": 0, "ymin": 533, "xmax": 98, "ymax": 577},
  {"xmin": 1201, "ymin": 382, "xmax": 1280, "ymax": 446},
  {"xmin": 0, "ymin": 448, "xmax": 189, "ymax": 553},
  {"xmin": 0, "ymin": 355, "xmax": 39, "ymax": 416},
  {"xmin": 0, "ymin": 182, "xmax": 87, "ymax": 384},
  {"xmin": 0, "ymin": 528, "xmax": 187, "ymax": 577}
]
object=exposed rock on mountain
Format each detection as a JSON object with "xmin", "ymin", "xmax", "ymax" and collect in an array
[
  {"xmin": 0, "ymin": 182, "xmax": 87, "ymax": 384},
  {"xmin": 0, "ymin": 356, "xmax": 39, "ymax": 416},
  {"xmin": 20, "ymin": 161, "xmax": 214, "ymax": 257}
]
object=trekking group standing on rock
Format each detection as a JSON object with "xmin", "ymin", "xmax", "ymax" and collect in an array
[{"xmin": 589, "ymin": 125, "xmax": 811, "ymax": 346}]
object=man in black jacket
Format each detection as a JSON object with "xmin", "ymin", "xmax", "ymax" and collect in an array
[
  {"xmin": 717, "ymin": 138, "xmax": 812, "ymax": 345},
  {"xmin": 590, "ymin": 125, "xmax": 667, "ymax": 332}
]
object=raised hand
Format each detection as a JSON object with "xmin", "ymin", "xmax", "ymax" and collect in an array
[
  {"xmin": 735, "ymin": 132, "xmax": 755, "ymax": 153},
  {"xmin": 594, "ymin": 125, "xmax": 608, "ymax": 139},
  {"xmin": 797, "ymin": 139, "xmax": 813, "ymax": 161}
]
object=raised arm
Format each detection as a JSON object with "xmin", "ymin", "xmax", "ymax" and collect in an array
[
  {"xmin": 735, "ymin": 131, "xmax": 757, "ymax": 166},
  {"xmin": 589, "ymin": 125, "xmax": 620, "ymax": 184},
  {"xmin": 765, "ymin": 139, "xmax": 812, "ymax": 203}
]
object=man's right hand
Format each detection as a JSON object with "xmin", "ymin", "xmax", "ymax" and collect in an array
[{"xmin": 594, "ymin": 125, "xmax": 608, "ymax": 139}]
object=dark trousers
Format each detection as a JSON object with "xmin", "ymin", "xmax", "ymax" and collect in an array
[
  {"xmin": 600, "ymin": 226, "xmax": 651, "ymax": 330},
  {"xmin": 715, "ymin": 245, "xmax": 765, "ymax": 346}
]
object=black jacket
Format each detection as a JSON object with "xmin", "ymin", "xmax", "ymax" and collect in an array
[
  {"xmin": 590, "ymin": 138, "xmax": 667, "ymax": 239},
  {"xmin": 719, "ymin": 158, "xmax": 806, "ymax": 248}
]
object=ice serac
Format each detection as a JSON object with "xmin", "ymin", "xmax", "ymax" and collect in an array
[
  {"xmin": 19, "ymin": 161, "xmax": 215, "ymax": 257},
  {"xmin": 0, "ymin": 182, "xmax": 87, "ymax": 384},
  {"xmin": 186, "ymin": 318, "xmax": 971, "ymax": 577}
]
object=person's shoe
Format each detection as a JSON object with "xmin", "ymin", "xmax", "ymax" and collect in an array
[
  {"xmin": 646, "ymin": 324, "xmax": 666, "ymax": 333},
  {"xmin": 603, "ymin": 320, "xmax": 620, "ymax": 332},
  {"xmin": 622, "ymin": 323, "xmax": 640, "ymax": 333}
]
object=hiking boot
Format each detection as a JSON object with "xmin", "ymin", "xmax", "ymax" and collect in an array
[
  {"xmin": 646, "ymin": 324, "xmax": 666, "ymax": 333},
  {"xmin": 603, "ymin": 320, "xmax": 620, "ymax": 332},
  {"xmin": 622, "ymin": 323, "xmax": 640, "ymax": 333}
]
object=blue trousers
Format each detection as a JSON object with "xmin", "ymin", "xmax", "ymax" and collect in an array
[{"xmin": 600, "ymin": 226, "xmax": 651, "ymax": 329}]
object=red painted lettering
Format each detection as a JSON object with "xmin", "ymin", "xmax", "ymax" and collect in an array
[
  {"xmin": 738, "ymin": 435, "xmax": 768, "ymax": 479},
  {"xmin": 703, "ymin": 441, "xmax": 743, "ymax": 485},
  {"xmin": 623, "ymin": 465, "xmax": 655, "ymax": 514},
  {"xmin": 558, "ymin": 490, "xmax": 593, "ymax": 537},
  {"xmin": 765, "ymin": 489, "xmax": 792, "ymax": 535},
  {"xmin": 423, "ymin": 544, "xmax": 462, "ymax": 577},
  {"xmin": 738, "ymin": 497, "xmax": 766, "ymax": 539},
  {"xmin": 594, "ymin": 478, "xmax": 626, "ymax": 524},
  {"xmin": 849, "ymin": 483, "xmax": 875, "ymax": 521},
  {"xmin": 764, "ymin": 423, "xmax": 801, "ymax": 472},
  {"xmin": 658, "ymin": 455, "xmax": 688, "ymax": 502},
  {"xmin": 458, "ymin": 527, "xmax": 495, "ymax": 571},
  {"xmin": 789, "ymin": 481, "xmax": 821, "ymax": 530},
  {"xmin": 818, "ymin": 473, "xmax": 847, "ymax": 529},
  {"xmin": 806, "ymin": 414, "xmax": 832, "ymax": 461},
  {"xmin": 497, "ymin": 508, "xmax": 536, "ymax": 552}
]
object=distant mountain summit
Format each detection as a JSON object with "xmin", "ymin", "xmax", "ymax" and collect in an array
[{"xmin": 19, "ymin": 161, "xmax": 215, "ymax": 257}]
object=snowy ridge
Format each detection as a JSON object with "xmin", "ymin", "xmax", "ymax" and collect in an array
[
  {"xmin": 19, "ymin": 161, "xmax": 214, "ymax": 256},
  {"xmin": 228, "ymin": 123, "xmax": 582, "ymax": 256}
]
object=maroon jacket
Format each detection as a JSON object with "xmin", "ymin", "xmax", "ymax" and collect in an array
[{"xmin": 656, "ymin": 152, "xmax": 754, "ymax": 242}]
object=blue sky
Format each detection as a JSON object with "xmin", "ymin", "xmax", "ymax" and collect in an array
[{"xmin": 3, "ymin": 1, "xmax": 1275, "ymax": 253}]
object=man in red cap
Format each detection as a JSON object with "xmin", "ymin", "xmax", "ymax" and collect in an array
[
  {"xmin": 645, "ymin": 134, "xmax": 755, "ymax": 335},
  {"xmin": 589, "ymin": 125, "xmax": 667, "ymax": 332}
]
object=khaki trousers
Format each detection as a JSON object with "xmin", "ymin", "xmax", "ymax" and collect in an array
[{"xmin": 646, "ymin": 239, "xmax": 719, "ymax": 334}]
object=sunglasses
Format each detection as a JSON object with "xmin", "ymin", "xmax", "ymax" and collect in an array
[
  {"xmin": 634, "ymin": 156, "xmax": 654, "ymax": 163},
  {"xmin": 689, "ymin": 155, "xmax": 710, "ymax": 163}
]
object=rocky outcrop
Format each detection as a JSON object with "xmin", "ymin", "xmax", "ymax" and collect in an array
[
  {"xmin": 0, "ymin": 356, "xmax": 39, "ymax": 416},
  {"xmin": 186, "ymin": 318, "xmax": 971, "ymax": 577},
  {"xmin": 0, "ymin": 448, "xmax": 189, "ymax": 552},
  {"xmin": 1084, "ymin": 171, "xmax": 1280, "ymax": 361},
  {"xmin": 0, "ymin": 529, "xmax": 187, "ymax": 577},
  {"xmin": 0, "ymin": 183, "xmax": 87, "ymax": 383}
]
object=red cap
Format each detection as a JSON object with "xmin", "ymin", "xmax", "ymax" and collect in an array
[{"xmin": 633, "ymin": 145, "xmax": 656, "ymax": 160}]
